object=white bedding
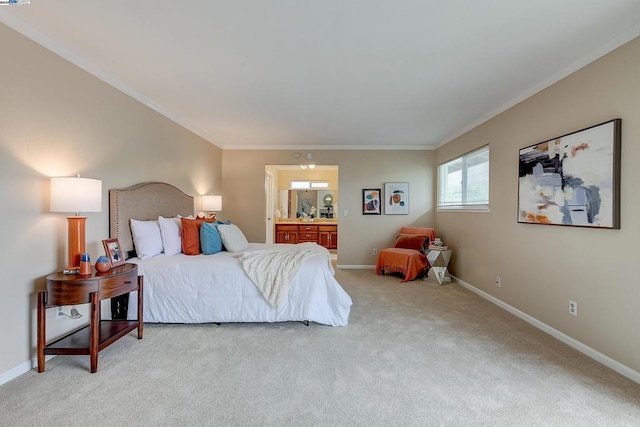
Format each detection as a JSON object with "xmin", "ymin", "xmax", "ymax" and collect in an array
[{"xmin": 124, "ymin": 243, "xmax": 352, "ymax": 326}]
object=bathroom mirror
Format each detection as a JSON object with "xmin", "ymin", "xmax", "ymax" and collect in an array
[{"xmin": 281, "ymin": 190, "xmax": 335, "ymax": 219}]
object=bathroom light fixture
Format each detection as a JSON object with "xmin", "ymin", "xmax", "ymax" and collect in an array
[{"xmin": 299, "ymin": 152, "xmax": 315, "ymax": 169}]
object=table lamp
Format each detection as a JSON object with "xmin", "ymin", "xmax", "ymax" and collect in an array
[
  {"xmin": 202, "ymin": 195, "xmax": 222, "ymax": 220},
  {"xmin": 50, "ymin": 175, "xmax": 102, "ymax": 273}
]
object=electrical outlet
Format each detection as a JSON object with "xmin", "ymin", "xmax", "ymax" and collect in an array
[
  {"xmin": 569, "ymin": 300, "xmax": 578, "ymax": 316},
  {"xmin": 495, "ymin": 276, "xmax": 501, "ymax": 287},
  {"xmin": 56, "ymin": 307, "xmax": 64, "ymax": 320},
  {"xmin": 343, "ymin": 209, "xmax": 348, "ymax": 217},
  {"xmin": 372, "ymin": 248, "xmax": 378, "ymax": 256}
]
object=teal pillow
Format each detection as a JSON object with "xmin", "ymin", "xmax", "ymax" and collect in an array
[{"xmin": 200, "ymin": 222, "xmax": 223, "ymax": 255}]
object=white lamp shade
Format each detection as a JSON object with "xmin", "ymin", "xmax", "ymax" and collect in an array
[
  {"xmin": 202, "ymin": 195, "xmax": 222, "ymax": 212},
  {"xmin": 50, "ymin": 177, "xmax": 102, "ymax": 213}
]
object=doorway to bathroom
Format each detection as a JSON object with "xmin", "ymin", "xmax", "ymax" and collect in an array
[{"xmin": 264, "ymin": 165, "xmax": 339, "ymax": 248}]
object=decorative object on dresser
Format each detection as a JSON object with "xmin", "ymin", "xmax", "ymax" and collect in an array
[
  {"xmin": 78, "ymin": 253, "xmax": 92, "ymax": 275},
  {"xmin": 102, "ymin": 238, "xmax": 125, "ymax": 267},
  {"xmin": 428, "ymin": 237, "xmax": 448, "ymax": 251},
  {"xmin": 95, "ymin": 255, "xmax": 111, "ymax": 272},
  {"xmin": 50, "ymin": 175, "xmax": 102, "ymax": 273},
  {"xmin": 518, "ymin": 118, "xmax": 621, "ymax": 229},
  {"xmin": 376, "ymin": 227, "xmax": 436, "ymax": 282},
  {"xmin": 37, "ymin": 263, "xmax": 142, "ymax": 373},
  {"xmin": 109, "ymin": 182, "xmax": 351, "ymax": 326}
]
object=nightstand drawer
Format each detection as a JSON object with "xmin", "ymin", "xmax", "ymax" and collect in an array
[
  {"xmin": 47, "ymin": 279, "xmax": 98, "ymax": 306},
  {"xmin": 98, "ymin": 269, "xmax": 138, "ymax": 299}
]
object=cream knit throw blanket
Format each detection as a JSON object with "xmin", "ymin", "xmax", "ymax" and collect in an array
[{"xmin": 233, "ymin": 242, "xmax": 330, "ymax": 309}]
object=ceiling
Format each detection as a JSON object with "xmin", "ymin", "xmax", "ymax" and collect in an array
[{"xmin": 2, "ymin": 1, "xmax": 640, "ymax": 150}]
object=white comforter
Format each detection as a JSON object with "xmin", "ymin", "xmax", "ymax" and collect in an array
[{"xmin": 123, "ymin": 243, "xmax": 352, "ymax": 326}]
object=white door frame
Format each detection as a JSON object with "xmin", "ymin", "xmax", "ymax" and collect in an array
[{"xmin": 265, "ymin": 170, "xmax": 275, "ymax": 243}]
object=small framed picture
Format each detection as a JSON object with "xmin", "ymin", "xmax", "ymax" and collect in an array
[
  {"xmin": 384, "ymin": 182, "xmax": 409, "ymax": 214},
  {"xmin": 362, "ymin": 188, "xmax": 381, "ymax": 215},
  {"xmin": 102, "ymin": 238, "xmax": 125, "ymax": 267}
]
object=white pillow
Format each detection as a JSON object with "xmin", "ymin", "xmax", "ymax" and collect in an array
[
  {"xmin": 158, "ymin": 216, "xmax": 182, "ymax": 256},
  {"xmin": 217, "ymin": 224, "xmax": 249, "ymax": 253},
  {"xmin": 130, "ymin": 219, "xmax": 163, "ymax": 259}
]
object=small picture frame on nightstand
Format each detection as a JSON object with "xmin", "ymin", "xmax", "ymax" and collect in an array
[{"xmin": 102, "ymin": 238, "xmax": 125, "ymax": 267}]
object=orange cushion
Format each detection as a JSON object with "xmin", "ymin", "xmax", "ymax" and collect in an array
[
  {"xmin": 394, "ymin": 234, "xmax": 426, "ymax": 252},
  {"xmin": 399, "ymin": 227, "xmax": 437, "ymax": 242},
  {"xmin": 181, "ymin": 217, "xmax": 216, "ymax": 255}
]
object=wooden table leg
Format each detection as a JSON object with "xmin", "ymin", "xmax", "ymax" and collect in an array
[
  {"xmin": 37, "ymin": 292, "xmax": 46, "ymax": 373},
  {"xmin": 89, "ymin": 292, "xmax": 99, "ymax": 373},
  {"xmin": 137, "ymin": 276, "xmax": 143, "ymax": 339}
]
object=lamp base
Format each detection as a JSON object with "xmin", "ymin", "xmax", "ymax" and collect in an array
[
  {"xmin": 63, "ymin": 267, "xmax": 80, "ymax": 275},
  {"xmin": 67, "ymin": 216, "xmax": 87, "ymax": 270}
]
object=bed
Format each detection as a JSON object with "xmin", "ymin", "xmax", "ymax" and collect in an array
[{"xmin": 109, "ymin": 182, "xmax": 352, "ymax": 326}]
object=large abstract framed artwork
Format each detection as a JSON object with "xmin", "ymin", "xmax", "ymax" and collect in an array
[
  {"xmin": 384, "ymin": 182, "xmax": 409, "ymax": 214},
  {"xmin": 518, "ymin": 119, "xmax": 621, "ymax": 229}
]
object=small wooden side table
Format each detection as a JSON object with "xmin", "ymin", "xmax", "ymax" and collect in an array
[{"xmin": 37, "ymin": 263, "xmax": 143, "ymax": 373}]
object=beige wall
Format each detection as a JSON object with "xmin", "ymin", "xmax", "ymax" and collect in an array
[
  {"xmin": 222, "ymin": 150, "xmax": 436, "ymax": 266},
  {"xmin": 0, "ymin": 24, "xmax": 222, "ymax": 377},
  {"xmin": 435, "ymin": 36, "xmax": 640, "ymax": 373}
]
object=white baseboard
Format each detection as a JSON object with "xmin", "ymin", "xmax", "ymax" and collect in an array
[
  {"xmin": 452, "ymin": 275, "xmax": 640, "ymax": 386},
  {"xmin": 336, "ymin": 265, "xmax": 376, "ymax": 269},
  {"xmin": 0, "ymin": 355, "xmax": 55, "ymax": 386}
]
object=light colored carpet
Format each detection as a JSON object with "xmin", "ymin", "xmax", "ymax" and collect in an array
[{"xmin": 2, "ymin": 268, "xmax": 639, "ymax": 426}]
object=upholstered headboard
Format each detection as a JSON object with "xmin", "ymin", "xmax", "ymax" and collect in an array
[{"xmin": 109, "ymin": 182, "xmax": 194, "ymax": 257}]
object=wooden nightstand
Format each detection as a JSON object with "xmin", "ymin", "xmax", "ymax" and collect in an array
[{"xmin": 37, "ymin": 263, "xmax": 143, "ymax": 373}]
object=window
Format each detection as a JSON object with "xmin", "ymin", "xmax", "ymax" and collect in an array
[
  {"xmin": 437, "ymin": 145, "xmax": 489, "ymax": 210},
  {"xmin": 290, "ymin": 181, "xmax": 330, "ymax": 189}
]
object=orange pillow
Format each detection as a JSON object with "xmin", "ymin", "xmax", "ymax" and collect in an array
[
  {"xmin": 181, "ymin": 217, "xmax": 216, "ymax": 255},
  {"xmin": 394, "ymin": 234, "xmax": 427, "ymax": 252}
]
